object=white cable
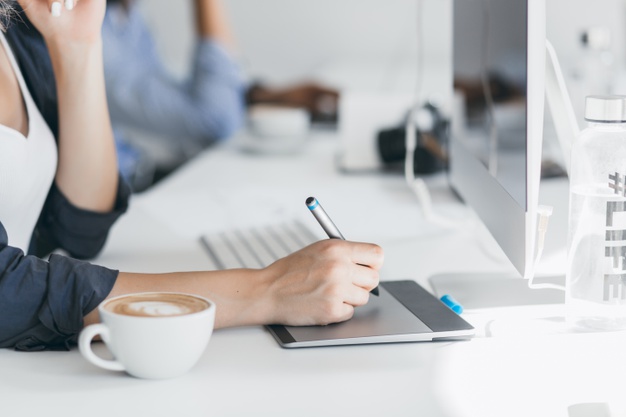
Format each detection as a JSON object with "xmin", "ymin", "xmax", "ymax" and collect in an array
[
  {"xmin": 404, "ymin": 100, "xmax": 443, "ymax": 226},
  {"xmin": 526, "ymin": 205, "xmax": 566, "ymax": 291},
  {"xmin": 404, "ymin": 0, "xmax": 466, "ymax": 230},
  {"xmin": 404, "ymin": 110, "xmax": 418, "ymax": 183},
  {"xmin": 405, "ymin": 107, "xmax": 467, "ymax": 229}
]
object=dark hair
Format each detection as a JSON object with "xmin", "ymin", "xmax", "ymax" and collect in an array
[
  {"xmin": 4, "ymin": 4, "xmax": 60, "ymax": 138},
  {"xmin": 0, "ymin": 1, "xmax": 14, "ymax": 30}
]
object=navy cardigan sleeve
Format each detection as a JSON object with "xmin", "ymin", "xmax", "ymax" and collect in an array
[
  {"xmin": 29, "ymin": 178, "xmax": 131, "ymax": 260},
  {"xmin": 0, "ymin": 223, "xmax": 119, "ymax": 351}
]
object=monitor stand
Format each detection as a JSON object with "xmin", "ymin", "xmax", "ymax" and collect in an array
[
  {"xmin": 429, "ymin": 273, "xmax": 565, "ymax": 310},
  {"xmin": 429, "ymin": 177, "xmax": 569, "ymax": 310},
  {"xmin": 429, "ymin": 42, "xmax": 577, "ymax": 311}
]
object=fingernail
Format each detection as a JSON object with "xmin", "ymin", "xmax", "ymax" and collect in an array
[
  {"xmin": 51, "ymin": 1, "xmax": 62, "ymax": 16},
  {"xmin": 65, "ymin": 0, "xmax": 74, "ymax": 10}
]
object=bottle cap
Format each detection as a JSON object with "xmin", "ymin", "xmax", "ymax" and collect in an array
[{"xmin": 585, "ymin": 95, "xmax": 626, "ymax": 122}]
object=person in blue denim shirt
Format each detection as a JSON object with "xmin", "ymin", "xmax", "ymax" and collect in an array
[
  {"xmin": 103, "ymin": 0, "xmax": 246, "ymax": 190},
  {"xmin": 102, "ymin": 0, "xmax": 340, "ymax": 191}
]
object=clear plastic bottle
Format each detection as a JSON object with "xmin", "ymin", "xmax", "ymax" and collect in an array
[{"xmin": 567, "ymin": 95, "xmax": 626, "ymax": 331}]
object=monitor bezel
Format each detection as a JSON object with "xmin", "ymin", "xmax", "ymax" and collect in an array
[{"xmin": 448, "ymin": 0, "xmax": 546, "ymax": 278}]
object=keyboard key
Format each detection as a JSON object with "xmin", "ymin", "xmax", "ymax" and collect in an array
[
  {"xmin": 235, "ymin": 228, "xmax": 275, "ymax": 267},
  {"xmin": 225, "ymin": 230, "xmax": 265, "ymax": 268},
  {"xmin": 200, "ymin": 220, "xmax": 319, "ymax": 270},
  {"xmin": 267, "ymin": 223, "xmax": 303, "ymax": 254},
  {"xmin": 291, "ymin": 220, "xmax": 320, "ymax": 246},
  {"xmin": 200, "ymin": 233, "xmax": 244, "ymax": 270}
]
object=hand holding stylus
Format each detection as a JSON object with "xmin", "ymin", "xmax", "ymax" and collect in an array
[{"xmin": 306, "ymin": 197, "xmax": 380, "ymax": 296}]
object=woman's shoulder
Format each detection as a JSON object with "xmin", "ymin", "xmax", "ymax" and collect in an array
[{"xmin": 3, "ymin": 14, "xmax": 58, "ymax": 139}]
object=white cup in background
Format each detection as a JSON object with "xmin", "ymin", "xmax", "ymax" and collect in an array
[
  {"xmin": 79, "ymin": 292, "xmax": 215, "ymax": 379},
  {"xmin": 240, "ymin": 105, "xmax": 310, "ymax": 154}
]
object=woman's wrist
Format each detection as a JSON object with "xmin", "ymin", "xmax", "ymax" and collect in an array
[
  {"xmin": 211, "ymin": 268, "xmax": 275, "ymax": 329},
  {"xmin": 46, "ymin": 36, "xmax": 103, "ymax": 76},
  {"xmin": 46, "ymin": 37, "xmax": 106, "ymax": 103},
  {"xmin": 247, "ymin": 267, "xmax": 277, "ymax": 326}
]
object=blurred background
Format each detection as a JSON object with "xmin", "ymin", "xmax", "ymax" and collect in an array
[
  {"xmin": 137, "ymin": 0, "xmax": 626, "ymax": 117},
  {"xmin": 125, "ymin": 0, "xmax": 626, "ymax": 186},
  {"xmin": 137, "ymin": 0, "xmax": 447, "ymax": 95}
]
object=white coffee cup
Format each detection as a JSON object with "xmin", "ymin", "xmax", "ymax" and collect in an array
[
  {"xmin": 79, "ymin": 292, "xmax": 216, "ymax": 379},
  {"xmin": 241, "ymin": 104, "xmax": 310, "ymax": 154}
]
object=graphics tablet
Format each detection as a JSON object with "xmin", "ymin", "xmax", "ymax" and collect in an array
[{"xmin": 266, "ymin": 280, "xmax": 475, "ymax": 348}]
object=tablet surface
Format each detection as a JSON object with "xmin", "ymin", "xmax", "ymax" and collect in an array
[{"xmin": 267, "ymin": 280, "xmax": 475, "ymax": 348}]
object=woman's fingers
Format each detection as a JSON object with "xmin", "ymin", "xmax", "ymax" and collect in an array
[
  {"xmin": 50, "ymin": 1, "xmax": 61, "ymax": 16},
  {"xmin": 18, "ymin": 0, "xmax": 105, "ymax": 45},
  {"xmin": 349, "ymin": 241, "xmax": 385, "ymax": 271},
  {"xmin": 17, "ymin": 0, "xmax": 76, "ymax": 19},
  {"xmin": 50, "ymin": 0, "xmax": 77, "ymax": 16},
  {"xmin": 342, "ymin": 284, "xmax": 371, "ymax": 307},
  {"xmin": 315, "ymin": 239, "xmax": 381, "ymax": 302},
  {"xmin": 351, "ymin": 263, "xmax": 380, "ymax": 293}
]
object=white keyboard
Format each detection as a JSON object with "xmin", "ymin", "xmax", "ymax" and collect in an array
[{"xmin": 199, "ymin": 220, "xmax": 320, "ymax": 269}]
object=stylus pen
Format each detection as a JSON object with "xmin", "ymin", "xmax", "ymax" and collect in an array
[{"xmin": 306, "ymin": 197, "xmax": 379, "ymax": 296}]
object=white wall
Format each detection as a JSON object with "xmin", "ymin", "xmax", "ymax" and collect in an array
[
  {"xmin": 546, "ymin": 0, "xmax": 625, "ymax": 71},
  {"xmin": 545, "ymin": 0, "xmax": 626, "ymax": 120},
  {"xmin": 137, "ymin": 0, "xmax": 450, "ymax": 95},
  {"xmin": 223, "ymin": 0, "xmax": 449, "ymax": 83},
  {"xmin": 137, "ymin": 0, "xmax": 625, "ymax": 118}
]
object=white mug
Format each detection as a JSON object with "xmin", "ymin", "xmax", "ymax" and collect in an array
[
  {"xmin": 79, "ymin": 292, "xmax": 216, "ymax": 379},
  {"xmin": 241, "ymin": 104, "xmax": 310, "ymax": 154}
]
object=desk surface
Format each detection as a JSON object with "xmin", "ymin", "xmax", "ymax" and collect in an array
[{"xmin": 3, "ymin": 132, "xmax": 625, "ymax": 417}]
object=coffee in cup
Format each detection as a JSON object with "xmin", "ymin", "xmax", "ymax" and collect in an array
[
  {"xmin": 79, "ymin": 292, "xmax": 215, "ymax": 379},
  {"xmin": 104, "ymin": 293, "xmax": 209, "ymax": 317}
]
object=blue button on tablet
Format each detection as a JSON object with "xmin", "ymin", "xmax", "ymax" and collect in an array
[{"xmin": 440, "ymin": 294, "xmax": 463, "ymax": 314}]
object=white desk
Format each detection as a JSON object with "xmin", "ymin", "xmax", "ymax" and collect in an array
[{"xmin": 2, "ymin": 131, "xmax": 626, "ymax": 417}]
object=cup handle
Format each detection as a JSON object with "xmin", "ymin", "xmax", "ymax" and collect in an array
[{"xmin": 78, "ymin": 324, "xmax": 125, "ymax": 372}]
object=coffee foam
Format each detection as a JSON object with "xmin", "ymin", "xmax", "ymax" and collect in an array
[{"xmin": 105, "ymin": 293, "xmax": 209, "ymax": 317}]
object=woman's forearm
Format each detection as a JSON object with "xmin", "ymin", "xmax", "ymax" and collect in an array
[
  {"xmin": 47, "ymin": 37, "xmax": 118, "ymax": 212},
  {"xmin": 85, "ymin": 269, "xmax": 271, "ymax": 328},
  {"xmin": 84, "ymin": 269, "xmax": 272, "ymax": 330}
]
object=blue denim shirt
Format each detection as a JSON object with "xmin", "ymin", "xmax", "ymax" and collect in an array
[{"xmin": 102, "ymin": 3, "xmax": 246, "ymax": 179}]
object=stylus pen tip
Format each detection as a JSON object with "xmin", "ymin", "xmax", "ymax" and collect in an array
[{"xmin": 371, "ymin": 286, "xmax": 379, "ymax": 296}]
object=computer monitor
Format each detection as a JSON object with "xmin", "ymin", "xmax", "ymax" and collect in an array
[
  {"xmin": 450, "ymin": 0, "xmax": 545, "ymax": 279},
  {"xmin": 429, "ymin": 0, "xmax": 562, "ymax": 305}
]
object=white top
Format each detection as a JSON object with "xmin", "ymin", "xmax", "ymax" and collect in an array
[{"xmin": 0, "ymin": 31, "xmax": 57, "ymax": 252}]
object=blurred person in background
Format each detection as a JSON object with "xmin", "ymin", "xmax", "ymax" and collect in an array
[{"xmin": 103, "ymin": 0, "xmax": 339, "ymax": 191}]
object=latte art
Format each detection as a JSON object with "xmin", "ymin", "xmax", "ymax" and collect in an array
[{"xmin": 105, "ymin": 293, "xmax": 210, "ymax": 317}]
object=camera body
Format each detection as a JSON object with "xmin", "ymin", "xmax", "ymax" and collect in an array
[{"xmin": 377, "ymin": 103, "xmax": 449, "ymax": 174}]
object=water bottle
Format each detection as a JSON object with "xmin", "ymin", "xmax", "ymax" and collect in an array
[{"xmin": 567, "ymin": 95, "xmax": 626, "ymax": 331}]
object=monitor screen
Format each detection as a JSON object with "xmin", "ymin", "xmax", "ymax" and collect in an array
[
  {"xmin": 448, "ymin": 0, "xmax": 546, "ymax": 278},
  {"xmin": 453, "ymin": 0, "xmax": 528, "ymax": 208}
]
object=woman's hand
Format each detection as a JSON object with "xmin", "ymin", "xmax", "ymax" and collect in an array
[
  {"xmin": 17, "ymin": 0, "xmax": 106, "ymax": 45},
  {"xmin": 259, "ymin": 239, "xmax": 384, "ymax": 326}
]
